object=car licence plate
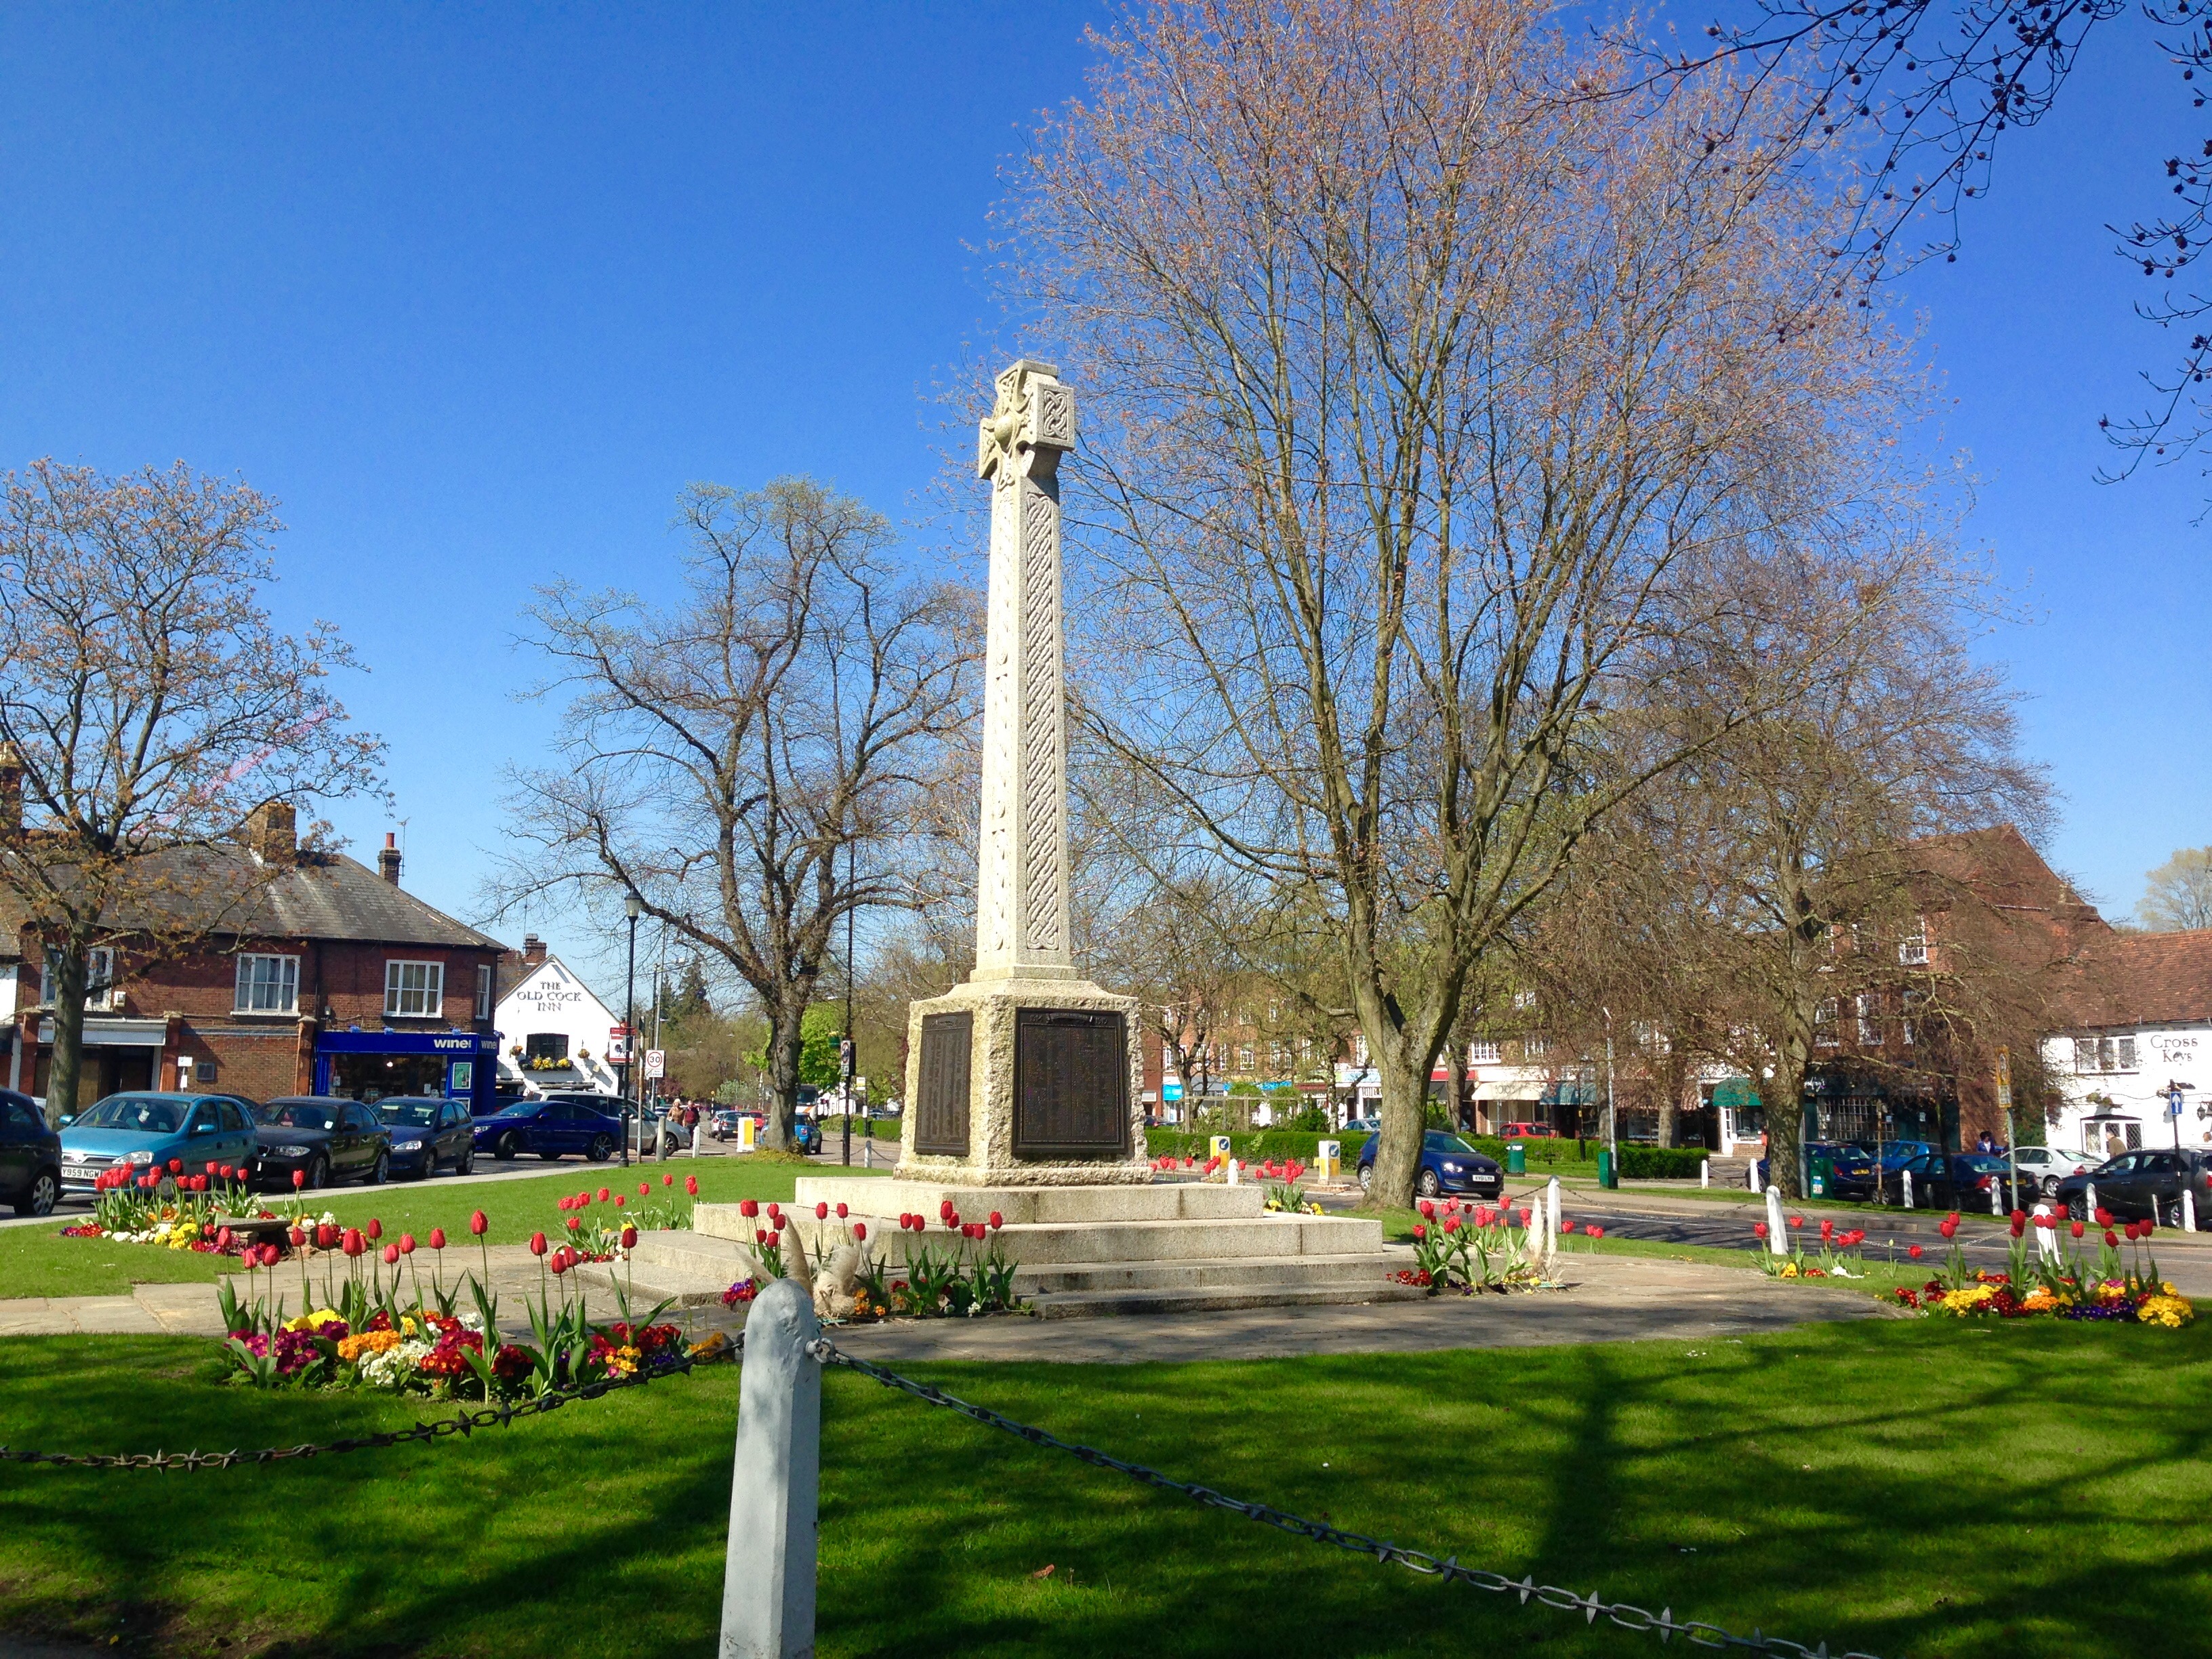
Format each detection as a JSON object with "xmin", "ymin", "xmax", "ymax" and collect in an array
[{"xmin": 62, "ymin": 1164, "xmax": 93, "ymax": 1182}]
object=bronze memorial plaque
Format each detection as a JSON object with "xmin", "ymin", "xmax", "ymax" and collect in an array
[
  {"xmin": 1012, "ymin": 1008, "xmax": 1129, "ymax": 1160},
  {"xmin": 914, "ymin": 1011, "xmax": 972, "ymax": 1156}
]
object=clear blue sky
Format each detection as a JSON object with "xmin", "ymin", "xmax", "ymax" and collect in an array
[{"xmin": 0, "ymin": 2, "xmax": 2201, "ymax": 970}]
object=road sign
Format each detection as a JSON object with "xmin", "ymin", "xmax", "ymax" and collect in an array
[
  {"xmin": 1993, "ymin": 1046, "xmax": 2012, "ymax": 1111},
  {"xmin": 643, "ymin": 1049, "xmax": 665, "ymax": 1080}
]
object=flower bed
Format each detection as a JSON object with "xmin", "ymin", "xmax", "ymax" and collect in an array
[
  {"xmin": 1395, "ymin": 1197, "xmax": 1580, "ymax": 1292},
  {"xmin": 552, "ymin": 1172, "xmax": 700, "ymax": 1259},
  {"xmin": 719, "ymin": 1196, "xmax": 1022, "ymax": 1322}
]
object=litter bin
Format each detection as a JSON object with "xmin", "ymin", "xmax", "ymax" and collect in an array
[
  {"xmin": 1597, "ymin": 1148, "xmax": 1617, "ymax": 1190},
  {"xmin": 1808, "ymin": 1149, "xmax": 1833, "ymax": 1199},
  {"xmin": 1506, "ymin": 1142, "xmax": 1526, "ymax": 1176}
]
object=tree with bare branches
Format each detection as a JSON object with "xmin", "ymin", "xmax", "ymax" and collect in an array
[
  {"xmin": 492, "ymin": 477, "xmax": 977, "ymax": 1151},
  {"xmin": 1021, "ymin": 0, "xmax": 1935, "ymax": 1205},
  {"xmin": 0, "ymin": 459, "xmax": 384, "ymax": 1124}
]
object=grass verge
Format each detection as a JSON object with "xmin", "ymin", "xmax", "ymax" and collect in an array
[
  {"xmin": 0, "ymin": 1319, "xmax": 2207, "ymax": 1657},
  {"xmin": 0, "ymin": 1162, "xmax": 883, "ymax": 1301}
]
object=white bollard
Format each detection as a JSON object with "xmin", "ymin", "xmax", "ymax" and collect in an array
[
  {"xmin": 1990, "ymin": 1180, "xmax": 2003, "ymax": 1216},
  {"xmin": 1764, "ymin": 1185, "xmax": 1789, "ymax": 1257},
  {"xmin": 1902, "ymin": 1168, "xmax": 1914, "ymax": 1210},
  {"xmin": 1545, "ymin": 1176, "xmax": 1562, "ymax": 1265},
  {"xmin": 719, "ymin": 1279, "xmax": 821, "ymax": 1659},
  {"xmin": 1700, "ymin": 1158, "xmax": 1711, "ymax": 1189},
  {"xmin": 2186, "ymin": 1188, "xmax": 2199, "ymax": 1233},
  {"xmin": 2032, "ymin": 1202, "xmax": 2060, "ymax": 1263},
  {"xmin": 2085, "ymin": 1181, "xmax": 2098, "ymax": 1221},
  {"xmin": 1227, "ymin": 1159, "xmax": 1240, "ymax": 1186},
  {"xmin": 1748, "ymin": 1160, "xmax": 1761, "ymax": 1194}
]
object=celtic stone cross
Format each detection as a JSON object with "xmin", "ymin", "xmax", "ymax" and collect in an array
[{"xmin": 972, "ymin": 359, "xmax": 1078, "ymax": 982}]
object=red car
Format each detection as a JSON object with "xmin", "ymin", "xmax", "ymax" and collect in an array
[{"xmin": 1498, "ymin": 1120, "xmax": 1557, "ymax": 1139}]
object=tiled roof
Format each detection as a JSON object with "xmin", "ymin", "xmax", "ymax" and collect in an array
[
  {"xmin": 0, "ymin": 846, "xmax": 505, "ymax": 953},
  {"xmin": 2059, "ymin": 929, "xmax": 2212, "ymax": 1031}
]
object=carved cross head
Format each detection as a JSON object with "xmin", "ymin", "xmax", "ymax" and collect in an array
[{"xmin": 977, "ymin": 359, "xmax": 1078, "ymax": 482}]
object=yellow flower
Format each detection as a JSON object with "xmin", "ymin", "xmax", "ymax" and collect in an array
[
  {"xmin": 2138, "ymin": 1294, "xmax": 2195, "ymax": 1329},
  {"xmin": 1778, "ymin": 1262, "xmax": 1799, "ymax": 1278}
]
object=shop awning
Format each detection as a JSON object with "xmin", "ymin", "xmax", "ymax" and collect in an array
[
  {"xmin": 1476, "ymin": 1079, "xmax": 1543, "ymax": 1102},
  {"xmin": 33, "ymin": 1017, "xmax": 167, "ymax": 1048},
  {"xmin": 1711, "ymin": 1078, "xmax": 1761, "ymax": 1109}
]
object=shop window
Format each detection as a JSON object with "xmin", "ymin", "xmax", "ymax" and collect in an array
[
  {"xmin": 234, "ymin": 954, "xmax": 299, "ymax": 1014},
  {"xmin": 385, "ymin": 960, "xmax": 444, "ymax": 1019},
  {"xmin": 526, "ymin": 1032, "xmax": 571, "ymax": 1065}
]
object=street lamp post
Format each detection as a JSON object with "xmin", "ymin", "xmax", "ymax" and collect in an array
[
  {"xmin": 842, "ymin": 837, "xmax": 855, "ymax": 1168},
  {"xmin": 621, "ymin": 890, "xmax": 642, "ymax": 1167}
]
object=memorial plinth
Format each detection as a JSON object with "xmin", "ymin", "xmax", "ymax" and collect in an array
[{"xmin": 897, "ymin": 360, "xmax": 1148, "ymax": 1188}]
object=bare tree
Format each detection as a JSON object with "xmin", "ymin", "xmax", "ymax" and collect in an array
[
  {"xmin": 2137, "ymin": 846, "xmax": 2212, "ymax": 930},
  {"xmin": 493, "ymin": 477, "xmax": 979, "ymax": 1151},
  {"xmin": 0, "ymin": 459, "xmax": 384, "ymax": 1123},
  {"xmin": 1020, "ymin": 0, "xmax": 1929, "ymax": 1205}
]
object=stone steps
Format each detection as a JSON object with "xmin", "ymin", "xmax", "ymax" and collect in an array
[
  {"xmin": 1016, "ymin": 1252, "xmax": 1403, "ymax": 1294},
  {"xmin": 1028, "ymin": 1282, "xmax": 1427, "ymax": 1319}
]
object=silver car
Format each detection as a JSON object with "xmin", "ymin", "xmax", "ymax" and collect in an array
[{"xmin": 2011, "ymin": 1145, "xmax": 2092, "ymax": 1197}]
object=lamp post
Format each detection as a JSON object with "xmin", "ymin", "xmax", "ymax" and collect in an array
[
  {"xmin": 621, "ymin": 890, "xmax": 642, "ymax": 1167},
  {"xmin": 841, "ymin": 838, "xmax": 855, "ymax": 1168}
]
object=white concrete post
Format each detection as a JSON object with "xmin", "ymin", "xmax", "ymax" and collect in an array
[
  {"xmin": 2032, "ymin": 1203, "xmax": 2060, "ymax": 1263},
  {"xmin": 1902, "ymin": 1169, "xmax": 1914, "ymax": 1210},
  {"xmin": 1748, "ymin": 1159, "xmax": 1761, "ymax": 1194},
  {"xmin": 1764, "ymin": 1186, "xmax": 1788, "ymax": 1257},
  {"xmin": 1544, "ymin": 1176, "xmax": 1561, "ymax": 1267},
  {"xmin": 1990, "ymin": 1180, "xmax": 2003, "ymax": 1216},
  {"xmin": 720, "ymin": 1278, "xmax": 821, "ymax": 1659},
  {"xmin": 2185, "ymin": 1188, "xmax": 2198, "ymax": 1233},
  {"xmin": 1700, "ymin": 1158, "xmax": 1711, "ymax": 1189},
  {"xmin": 2085, "ymin": 1181, "xmax": 2098, "ymax": 1220}
]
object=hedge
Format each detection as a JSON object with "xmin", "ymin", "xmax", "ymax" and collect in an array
[
  {"xmin": 1617, "ymin": 1145, "xmax": 1710, "ymax": 1180},
  {"xmin": 1144, "ymin": 1130, "xmax": 1371, "ymax": 1163}
]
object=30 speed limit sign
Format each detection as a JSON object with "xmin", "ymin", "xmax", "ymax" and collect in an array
[{"xmin": 643, "ymin": 1049, "xmax": 665, "ymax": 1080}]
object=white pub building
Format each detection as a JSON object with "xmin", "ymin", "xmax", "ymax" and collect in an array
[{"xmin": 493, "ymin": 935, "xmax": 629, "ymax": 1098}]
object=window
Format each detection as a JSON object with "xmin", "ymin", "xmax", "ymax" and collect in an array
[
  {"xmin": 526, "ymin": 1031, "xmax": 569, "ymax": 1063},
  {"xmin": 43, "ymin": 946, "xmax": 117, "ymax": 1011},
  {"xmin": 385, "ymin": 960, "xmax": 444, "ymax": 1018},
  {"xmin": 1523, "ymin": 1035, "xmax": 1548, "ymax": 1059},
  {"xmin": 1815, "ymin": 999, "xmax": 1839, "ymax": 1048},
  {"xmin": 475, "ymin": 964, "xmax": 493, "ymax": 1020},
  {"xmin": 1856, "ymin": 995, "xmax": 1880, "ymax": 1046},
  {"xmin": 1470, "ymin": 1040, "xmax": 1501, "ymax": 1063},
  {"xmin": 234, "ymin": 954, "xmax": 300, "ymax": 1014},
  {"xmin": 218, "ymin": 1100, "xmax": 250, "ymax": 1132},
  {"xmin": 1237, "ymin": 1044, "xmax": 1254, "ymax": 1072},
  {"xmin": 2074, "ymin": 1035, "xmax": 2139, "ymax": 1074},
  {"xmin": 1898, "ymin": 920, "xmax": 1930, "ymax": 966}
]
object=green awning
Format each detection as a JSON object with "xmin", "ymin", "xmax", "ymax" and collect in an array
[{"xmin": 1711, "ymin": 1078, "xmax": 1761, "ymax": 1109}]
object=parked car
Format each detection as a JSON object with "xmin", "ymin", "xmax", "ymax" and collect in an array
[
  {"xmin": 0, "ymin": 1088, "xmax": 62, "ymax": 1216},
  {"xmin": 1497, "ymin": 1121, "xmax": 1557, "ymax": 1140},
  {"xmin": 58, "ymin": 1092, "xmax": 262, "ymax": 1197},
  {"xmin": 253, "ymin": 1097, "xmax": 392, "ymax": 1189},
  {"xmin": 373, "ymin": 1097, "xmax": 478, "ymax": 1179},
  {"xmin": 1357, "ymin": 1130, "xmax": 1504, "ymax": 1200},
  {"xmin": 625, "ymin": 1105, "xmax": 693, "ymax": 1151},
  {"xmin": 2012, "ymin": 1144, "xmax": 2093, "ymax": 1197},
  {"xmin": 474, "ymin": 1096, "xmax": 624, "ymax": 1163},
  {"xmin": 1342, "ymin": 1116, "xmax": 1381, "ymax": 1135},
  {"xmin": 2053, "ymin": 1149, "xmax": 2212, "ymax": 1227},
  {"xmin": 710, "ymin": 1107, "xmax": 742, "ymax": 1141}
]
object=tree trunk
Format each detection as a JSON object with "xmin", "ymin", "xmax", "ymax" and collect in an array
[
  {"xmin": 43, "ymin": 933, "xmax": 89, "ymax": 1127},
  {"xmin": 764, "ymin": 996, "xmax": 807, "ymax": 1152},
  {"xmin": 1767, "ymin": 1037, "xmax": 1811, "ymax": 1200},
  {"xmin": 1366, "ymin": 1049, "xmax": 1430, "ymax": 1208},
  {"xmin": 1445, "ymin": 1040, "xmax": 1469, "ymax": 1134}
]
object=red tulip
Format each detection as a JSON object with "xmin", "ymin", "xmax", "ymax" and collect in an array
[
  {"xmin": 943, "ymin": 1211, "xmax": 960, "ymax": 1231},
  {"xmin": 940, "ymin": 1199, "xmax": 956, "ymax": 1220},
  {"xmin": 382, "ymin": 1243, "xmax": 399, "ymax": 1266},
  {"xmin": 766, "ymin": 1202, "xmax": 782, "ymax": 1223},
  {"xmin": 316, "ymin": 1224, "xmax": 337, "ymax": 1250},
  {"xmin": 1518, "ymin": 1207, "xmax": 1532, "ymax": 1227},
  {"xmin": 852, "ymin": 1222, "xmax": 867, "ymax": 1242},
  {"xmin": 815, "ymin": 1202, "xmax": 829, "ymax": 1220},
  {"xmin": 2095, "ymin": 1208, "xmax": 2114, "ymax": 1228},
  {"xmin": 1754, "ymin": 1221, "xmax": 1769, "ymax": 1240},
  {"xmin": 2070, "ymin": 1218, "xmax": 2085, "ymax": 1239},
  {"xmin": 1788, "ymin": 1214, "xmax": 1804, "ymax": 1229},
  {"xmin": 989, "ymin": 1211, "xmax": 1004, "ymax": 1231},
  {"xmin": 1418, "ymin": 1198, "xmax": 1436, "ymax": 1218},
  {"xmin": 428, "ymin": 1227, "xmax": 447, "ymax": 1250},
  {"xmin": 621, "ymin": 1225, "xmax": 638, "ymax": 1248},
  {"xmin": 287, "ymin": 1226, "xmax": 305, "ymax": 1248},
  {"xmin": 1587, "ymin": 1225, "xmax": 1605, "ymax": 1240},
  {"xmin": 399, "ymin": 1233, "xmax": 416, "ymax": 1255},
  {"xmin": 219, "ymin": 1164, "xmax": 232, "ymax": 1179},
  {"xmin": 597, "ymin": 1187, "xmax": 611, "ymax": 1203},
  {"xmin": 470, "ymin": 1210, "xmax": 488, "ymax": 1235},
  {"xmin": 293, "ymin": 1169, "xmax": 306, "ymax": 1190},
  {"xmin": 1908, "ymin": 1244, "xmax": 1923, "ymax": 1260},
  {"xmin": 684, "ymin": 1175, "xmax": 699, "ymax": 1197},
  {"xmin": 204, "ymin": 1160, "xmax": 218, "ymax": 1175},
  {"xmin": 663, "ymin": 1173, "xmax": 673, "ymax": 1186},
  {"xmin": 1412, "ymin": 1223, "xmax": 1428, "ymax": 1239},
  {"xmin": 550, "ymin": 1252, "xmax": 569, "ymax": 1276},
  {"xmin": 216, "ymin": 1227, "xmax": 234, "ymax": 1251},
  {"xmin": 1938, "ymin": 1214, "xmax": 1959, "ymax": 1240},
  {"xmin": 835, "ymin": 1202, "xmax": 848, "ymax": 1219},
  {"xmin": 342, "ymin": 1228, "xmax": 365, "ymax": 1257},
  {"xmin": 167, "ymin": 1158, "xmax": 182, "ymax": 1174},
  {"xmin": 2009, "ymin": 1212, "xmax": 2026, "ymax": 1238},
  {"xmin": 557, "ymin": 1196, "xmax": 572, "ymax": 1212},
  {"xmin": 566, "ymin": 1216, "xmax": 582, "ymax": 1232},
  {"xmin": 615, "ymin": 1195, "xmax": 626, "ymax": 1207},
  {"xmin": 1820, "ymin": 1218, "xmax": 1835, "ymax": 1241},
  {"xmin": 529, "ymin": 1231, "xmax": 548, "ymax": 1256},
  {"xmin": 2105, "ymin": 1229, "xmax": 2120, "ymax": 1248},
  {"xmin": 740, "ymin": 1199, "xmax": 759, "ymax": 1218},
  {"xmin": 366, "ymin": 1218, "xmax": 382, "ymax": 1241},
  {"xmin": 1559, "ymin": 1221, "xmax": 1577, "ymax": 1234}
]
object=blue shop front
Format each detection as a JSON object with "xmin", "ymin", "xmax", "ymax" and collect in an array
[{"xmin": 312, "ymin": 1028, "xmax": 500, "ymax": 1115}]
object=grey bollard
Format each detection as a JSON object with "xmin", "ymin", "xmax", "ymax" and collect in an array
[
  {"xmin": 720, "ymin": 1277, "xmax": 821, "ymax": 1659},
  {"xmin": 1902, "ymin": 1168, "xmax": 1914, "ymax": 1210}
]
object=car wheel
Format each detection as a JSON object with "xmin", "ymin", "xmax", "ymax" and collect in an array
[
  {"xmin": 1416, "ymin": 1168, "xmax": 1440, "ymax": 1199},
  {"xmin": 305, "ymin": 1155, "xmax": 329, "ymax": 1191},
  {"xmin": 588, "ymin": 1134, "xmax": 613, "ymax": 1163},
  {"xmin": 2066, "ymin": 1194, "xmax": 2087, "ymax": 1222},
  {"xmin": 457, "ymin": 1148, "xmax": 474, "ymax": 1176},
  {"xmin": 2163, "ymin": 1197, "xmax": 2186, "ymax": 1229},
  {"xmin": 14, "ymin": 1169, "xmax": 58, "ymax": 1218},
  {"xmin": 369, "ymin": 1151, "xmax": 389, "ymax": 1185},
  {"xmin": 1357, "ymin": 1162, "xmax": 1372, "ymax": 1193},
  {"xmin": 496, "ymin": 1133, "xmax": 520, "ymax": 1162},
  {"xmin": 2041, "ymin": 1176, "xmax": 2060, "ymax": 1198},
  {"xmin": 411, "ymin": 1155, "xmax": 432, "ymax": 1180}
]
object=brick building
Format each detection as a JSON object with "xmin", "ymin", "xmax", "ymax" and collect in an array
[{"xmin": 0, "ymin": 809, "xmax": 507, "ymax": 1112}]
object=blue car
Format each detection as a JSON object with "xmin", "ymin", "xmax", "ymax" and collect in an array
[
  {"xmin": 58, "ymin": 1092, "xmax": 262, "ymax": 1196},
  {"xmin": 473, "ymin": 1096, "xmax": 624, "ymax": 1164},
  {"xmin": 1356, "ymin": 1130, "xmax": 1503, "ymax": 1200}
]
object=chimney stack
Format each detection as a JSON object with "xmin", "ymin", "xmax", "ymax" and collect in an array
[
  {"xmin": 378, "ymin": 832, "xmax": 402, "ymax": 886},
  {"xmin": 246, "ymin": 801, "xmax": 296, "ymax": 864},
  {"xmin": 522, "ymin": 933, "xmax": 547, "ymax": 967}
]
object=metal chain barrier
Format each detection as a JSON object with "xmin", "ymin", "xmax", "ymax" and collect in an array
[
  {"xmin": 812, "ymin": 1339, "xmax": 1880, "ymax": 1659},
  {"xmin": 0, "ymin": 1332, "xmax": 740, "ymax": 1473}
]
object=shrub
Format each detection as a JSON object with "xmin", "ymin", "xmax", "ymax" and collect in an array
[{"xmin": 1618, "ymin": 1146, "xmax": 1710, "ymax": 1181}]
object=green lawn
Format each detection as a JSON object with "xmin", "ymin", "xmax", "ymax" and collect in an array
[
  {"xmin": 0, "ymin": 1162, "xmax": 882, "ymax": 1300},
  {"xmin": 0, "ymin": 1319, "xmax": 2207, "ymax": 1657}
]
